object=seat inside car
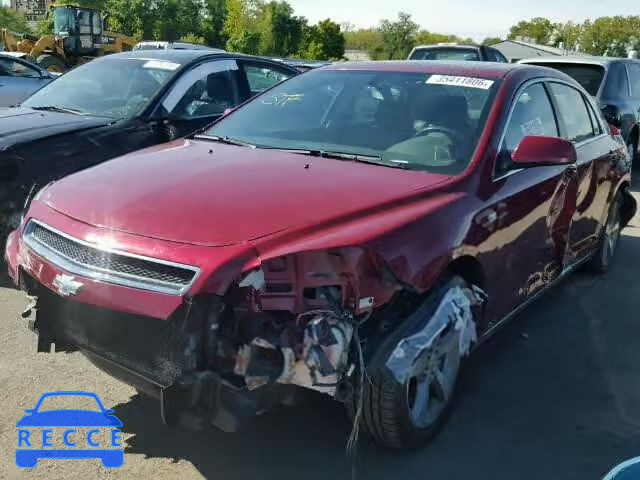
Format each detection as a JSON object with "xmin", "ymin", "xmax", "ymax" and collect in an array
[{"xmin": 193, "ymin": 72, "xmax": 236, "ymax": 117}]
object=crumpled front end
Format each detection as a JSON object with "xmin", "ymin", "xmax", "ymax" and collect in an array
[{"xmin": 9, "ymin": 203, "xmax": 405, "ymax": 432}]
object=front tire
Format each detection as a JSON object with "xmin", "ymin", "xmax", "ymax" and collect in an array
[
  {"xmin": 351, "ymin": 276, "xmax": 474, "ymax": 449},
  {"xmin": 587, "ymin": 192, "xmax": 622, "ymax": 274}
]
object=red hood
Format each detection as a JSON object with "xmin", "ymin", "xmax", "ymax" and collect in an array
[{"xmin": 43, "ymin": 139, "xmax": 450, "ymax": 246}]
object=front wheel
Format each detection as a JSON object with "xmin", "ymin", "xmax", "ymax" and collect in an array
[
  {"xmin": 351, "ymin": 276, "xmax": 477, "ymax": 449},
  {"xmin": 587, "ymin": 192, "xmax": 622, "ymax": 274}
]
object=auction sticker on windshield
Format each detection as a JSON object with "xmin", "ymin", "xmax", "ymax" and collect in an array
[
  {"xmin": 15, "ymin": 391, "xmax": 124, "ymax": 468},
  {"xmin": 143, "ymin": 60, "xmax": 181, "ymax": 71},
  {"xmin": 426, "ymin": 75, "xmax": 494, "ymax": 89}
]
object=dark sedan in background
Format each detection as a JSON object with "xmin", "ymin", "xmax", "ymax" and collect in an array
[
  {"xmin": 0, "ymin": 49, "xmax": 297, "ymax": 244},
  {"xmin": 0, "ymin": 52, "xmax": 56, "ymax": 107},
  {"xmin": 408, "ymin": 43, "xmax": 508, "ymax": 62},
  {"xmin": 519, "ymin": 57, "xmax": 640, "ymax": 163}
]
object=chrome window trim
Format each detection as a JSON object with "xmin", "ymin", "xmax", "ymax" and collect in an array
[{"xmin": 24, "ymin": 220, "xmax": 200, "ymax": 296}]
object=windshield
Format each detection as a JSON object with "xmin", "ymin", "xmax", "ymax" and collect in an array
[
  {"xmin": 410, "ymin": 48, "xmax": 480, "ymax": 61},
  {"xmin": 53, "ymin": 8, "xmax": 75, "ymax": 34},
  {"xmin": 207, "ymin": 70, "xmax": 499, "ymax": 174},
  {"xmin": 527, "ymin": 63, "xmax": 605, "ymax": 96},
  {"xmin": 22, "ymin": 57, "xmax": 180, "ymax": 119}
]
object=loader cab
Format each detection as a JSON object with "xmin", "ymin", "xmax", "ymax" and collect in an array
[{"xmin": 53, "ymin": 5, "xmax": 103, "ymax": 56}]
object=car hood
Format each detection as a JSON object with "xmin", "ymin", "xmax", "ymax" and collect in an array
[
  {"xmin": 43, "ymin": 139, "xmax": 451, "ymax": 247},
  {"xmin": 0, "ymin": 107, "xmax": 114, "ymax": 150}
]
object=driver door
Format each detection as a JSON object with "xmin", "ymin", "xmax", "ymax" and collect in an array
[
  {"xmin": 154, "ymin": 59, "xmax": 242, "ymax": 140},
  {"xmin": 479, "ymin": 81, "xmax": 579, "ymax": 321}
]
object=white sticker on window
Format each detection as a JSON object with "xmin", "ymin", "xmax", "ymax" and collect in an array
[
  {"xmin": 426, "ymin": 74, "xmax": 494, "ymax": 90},
  {"xmin": 143, "ymin": 60, "xmax": 181, "ymax": 71},
  {"xmin": 520, "ymin": 117, "xmax": 544, "ymax": 136}
]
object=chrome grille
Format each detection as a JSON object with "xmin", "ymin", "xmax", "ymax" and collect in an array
[{"xmin": 24, "ymin": 220, "xmax": 199, "ymax": 295}]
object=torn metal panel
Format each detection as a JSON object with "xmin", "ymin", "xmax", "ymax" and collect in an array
[{"xmin": 385, "ymin": 285, "xmax": 486, "ymax": 384}]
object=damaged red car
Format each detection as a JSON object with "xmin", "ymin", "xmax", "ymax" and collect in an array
[{"xmin": 5, "ymin": 61, "xmax": 636, "ymax": 449}]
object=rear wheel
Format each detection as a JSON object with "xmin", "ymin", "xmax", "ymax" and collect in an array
[
  {"xmin": 351, "ymin": 276, "xmax": 474, "ymax": 449},
  {"xmin": 37, "ymin": 54, "xmax": 66, "ymax": 73},
  {"xmin": 587, "ymin": 192, "xmax": 622, "ymax": 274}
]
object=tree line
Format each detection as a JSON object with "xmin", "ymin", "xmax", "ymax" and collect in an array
[
  {"xmin": 4, "ymin": 4, "xmax": 640, "ymax": 61},
  {"xmin": 0, "ymin": 0, "xmax": 346, "ymax": 60},
  {"xmin": 506, "ymin": 16, "xmax": 640, "ymax": 57}
]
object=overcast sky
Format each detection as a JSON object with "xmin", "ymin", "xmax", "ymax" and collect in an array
[{"xmin": 288, "ymin": 0, "xmax": 640, "ymax": 41}]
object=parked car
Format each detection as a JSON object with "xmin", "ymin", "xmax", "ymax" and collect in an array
[
  {"xmin": 275, "ymin": 58, "xmax": 332, "ymax": 72},
  {"xmin": 0, "ymin": 49, "xmax": 297, "ymax": 245},
  {"xmin": 6, "ymin": 61, "xmax": 636, "ymax": 450},
  {"xmin": 133, "ymin": 41, "xmax": 224, "ymax": 52},
  {"xmin": 519, "ymin": 57, "xmax": 640, "ymax": 162},
  {"xmin": 408, "ymin": 43, "xmax": 508, "ymax": 62},
  {"xmin": 0, "ymin": 52, "xmax": 56, "ymax": 107}
]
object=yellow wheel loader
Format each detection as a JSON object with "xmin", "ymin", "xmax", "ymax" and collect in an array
[{"xmin": 1, "ymin": 4, "xmax": 136, "ymax": 73}]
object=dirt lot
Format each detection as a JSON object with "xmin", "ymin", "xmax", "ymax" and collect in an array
[{"xmin": 2, "ymin": 186, "xmax": 640, "ymax": 480}]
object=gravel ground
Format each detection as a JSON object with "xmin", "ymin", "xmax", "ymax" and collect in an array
[{"xmin": 1, "ymin": 185, "xmax": 640, "ymax": 480}]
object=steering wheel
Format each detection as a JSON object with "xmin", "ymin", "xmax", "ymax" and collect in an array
[{"xmin": 414, "ymin": 125, "xmax": 464, "ymax": 143}]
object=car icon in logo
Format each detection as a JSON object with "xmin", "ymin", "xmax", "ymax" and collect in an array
[{"xmin": 16, "ymin": 391, "xmax": 123, "ymax": 468}]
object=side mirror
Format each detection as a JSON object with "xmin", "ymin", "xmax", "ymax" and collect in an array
[{"xmin": 512, "ymin": 135, "xmax": 576, "ymax": 167}]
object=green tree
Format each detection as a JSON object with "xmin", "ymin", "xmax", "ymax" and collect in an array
[
  {"xmin": 300, "ymin": 18, "xmax": 343, "ymax": 59},
  {"xmin": 105, "ymin": 0, "xmax": 156, "ymax": 39},
  {"xmin": 343, "ymin": 28, "xmax": 381, "ymax": 51},
  {"xmin": 223, "ymin": 0, "xmax": 261, "ymax": 52},
  {"xmin": 201, "ymin": 0, "xmax": 228, "ymax": 48},
  {"xmin": 481, "ymin": 36, "xmax": 502, "ymax": 46},
  {"xmin": 155, "ymin": 0, "xmax": 201, "ymax": 42},
  {"xmin": 371, "ymin": 12, "xmax": 419, "ymax": 60},
  {"xmin": 257, "ymin": 1, "xmax": 305, "ymax": 56},
  {"xmin": 508, "ymin": 17, "xmax": 555, "ymax": 44},
  {"xmin": 0, "ymin": 6, "xmax": 31, "ymax": 33}
]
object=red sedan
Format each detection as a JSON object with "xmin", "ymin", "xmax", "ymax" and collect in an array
[{"xmin": 5, "ymin": 61, "xmax": 636, "ymax": 449}]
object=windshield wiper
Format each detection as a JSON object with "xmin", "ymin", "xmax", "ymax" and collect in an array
[
  {"xmin": 287, "ymin": 149, "xmax": 408, "ymax": 169},
  {"xmin": 194, "ymin": 134, "xmax": 256, "ymax": 148},
  {"xmin": 30, "ymin": 106, "xmax": 86, "ymax": 116}
]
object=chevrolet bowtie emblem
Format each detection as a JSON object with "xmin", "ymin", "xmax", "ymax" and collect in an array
[{"xmin": 53, "ymin": 274, "xmax": 84, "ymax": 297}]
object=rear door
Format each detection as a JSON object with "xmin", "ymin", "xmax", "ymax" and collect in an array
[
  {"xmin": 547, "ymin": 81, "xmax": 618, "ymax": 263},
  {"xmin": 483, "ymin": 81, "xmax": 578, "ymax": 319}
]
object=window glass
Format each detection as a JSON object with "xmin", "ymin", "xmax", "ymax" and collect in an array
[
  {"xmin": 548, "ymin": 83, "xmax": 595, "ymax": 143},
  {"xmin": 0, "ymin": 58, "xmax": 40, "ymax": 78},
  {"xmin": 23, "ymin": 57, "xmax": 178, "ymax": 119},
  {"xmin": 207, "ymin": 70, "xmax": 500, "ymax": 175},
  {"xmin": 92, "ymin": 11, "xmax": 103, "ymax": 34},
  {"xmin": 242, "ymin": 63, "xmax": 293, "ymax": 93},
  {"xmin": 409, "ymin": 48, "xmax": 480, "ymax": 61},
  {"xmin": 523, "ymin": 62, "xmax": 605, "ymax": 96},
  {"xmin": 161, "ymin": 60, "xmax": 239, "ymax": 119},
  {"xmin": 496, "ymin": 83, "xmax": 558, "ymax": 175},
  {"xmin": 626, "ymin": 62, "xmax": 640, "ymax": 97},
  {"xmin": 503, "ymin": 83, "xmax": 558, "ymax": 152},
  {"xmin": 585, "ymin": 98, "xmax": 603, "ymax": 135},
  {"xmin": 490, "ymin": 48, "xmax": 508, "ymax": 63}
]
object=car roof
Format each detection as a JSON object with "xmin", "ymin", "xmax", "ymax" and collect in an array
[
  {"xmin": 321, "ymin": 60, "xmax": 523, "ymax": 79},
  {"xmin": 94, "ymin": 49, "xmax": 293, "ymax": 68},
  {"xmin": 519, "ymin": 56, "xmax": 640, "ymax": 67},
  {"xmin": 412, "ymin": 44, "xmax": 480, "ymax": 50}
]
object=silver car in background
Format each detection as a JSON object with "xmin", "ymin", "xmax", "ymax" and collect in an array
[{"xmin": 0, "ymin": 52, "xmax": 56, "ymax": 107}]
